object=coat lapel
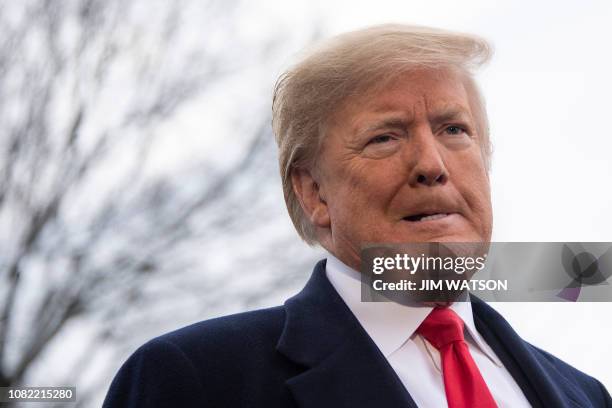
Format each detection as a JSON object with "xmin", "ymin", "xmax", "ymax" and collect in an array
[
  {"xmin": 277, "ymin": 259, "xmax": 417, "ymax": 408},
  {"xmin": 472, "ymin": 296, "xmax": 591, "ymax": 408}
]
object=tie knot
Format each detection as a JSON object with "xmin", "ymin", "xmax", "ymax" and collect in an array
[{"xmin": 416, "ymin": 307, "xmax": 465, "ymax": 349}]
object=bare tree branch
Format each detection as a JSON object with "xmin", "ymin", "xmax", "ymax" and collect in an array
[{"xmin": 0, "ymin": 4, "xmax": 320, "ymax": 406}]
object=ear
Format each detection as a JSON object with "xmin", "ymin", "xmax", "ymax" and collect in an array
[{"xmin": 291, "ymin": 168, "xmax": 330, "ymax": 228}]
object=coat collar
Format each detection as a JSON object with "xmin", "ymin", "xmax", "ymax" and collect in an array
[{"xmin": 277, "ymin": 259, "xmax": 592, "ymax": 408}]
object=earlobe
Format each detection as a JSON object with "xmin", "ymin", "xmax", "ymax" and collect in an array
[{"xmin": 291, "ymin": 169, "xmax": 330, "ymax": 228}]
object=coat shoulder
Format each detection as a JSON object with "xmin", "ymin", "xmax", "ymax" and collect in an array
[
  {"xmin": 137, "ymin": 305, "xmax": 293, "ymax": 379},
  {"xmin": 526, "ymin": 342, "xmax": 612, "ymax": 406},
  {"xmin": 157, "ymin": 305, "xmax": 287, "ymax": 354},
  {"xmin": 103, "ymin": 306, "xmax": 298, "ymax": 407}
]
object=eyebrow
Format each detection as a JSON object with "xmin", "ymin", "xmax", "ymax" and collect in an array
[
  {"xmin": 359, "ymin": 117, "xmax": 411, "ymax": 135},
  {"xmin": 428, "ymin": 106, "xmax": 473, "ymax": 126},
  {"xmin": 357, "ymin": 105, "xmax": 473, "ymax": 136}
]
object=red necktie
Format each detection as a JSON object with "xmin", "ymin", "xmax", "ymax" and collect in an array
[{"xmin": 417, "ymin": 307, "xmax": 498, "ymax": 408}]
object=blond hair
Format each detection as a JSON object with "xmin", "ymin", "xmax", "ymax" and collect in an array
[{"xmin": 272, "ymin": 24, "xmax": 493, "ymax": 245}]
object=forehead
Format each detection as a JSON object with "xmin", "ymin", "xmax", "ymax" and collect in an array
[{"xmin": 328, "ymin": 68, "xmax": 473, "ymax": 129}]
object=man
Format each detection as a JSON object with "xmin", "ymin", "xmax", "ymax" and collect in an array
[{"xmin": 104, "ymin": 24, "xmax": 611, "ymax": 407}]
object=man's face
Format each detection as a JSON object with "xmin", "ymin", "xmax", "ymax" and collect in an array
[{"xmin": 315, "ymin": 68, "xmax": 493, "ymax": 267}]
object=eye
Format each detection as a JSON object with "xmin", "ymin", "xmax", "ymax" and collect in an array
[
  {"xmin": 444, "ymin": 125, "xmax": 467, "ymax": 136},
  {"xmin": 368, "ymin": 134, "xmax": 395, "ymax": 144},
  {"xmin": 362, "ymin": 133, "xmax": 401, "ymax": 158}
]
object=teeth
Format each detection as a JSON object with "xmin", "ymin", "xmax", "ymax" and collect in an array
[{"xmin": 419, "ymin": 213, "xmax": 447, "ymax": 222}]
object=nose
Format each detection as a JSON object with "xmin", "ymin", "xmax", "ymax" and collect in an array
[{"xmin": 406, "ymin": 130, "xmax": 448, "ymax": 187}]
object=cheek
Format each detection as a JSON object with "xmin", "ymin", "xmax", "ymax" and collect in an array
[
  {"xmin": 325, "ymin": 161, "xmax": 399, "ymax": 222},
  {"xmin": 450, "ymin": 149, "xmax": 492, "ymax": 205},
  {"xmin": 340, "ymin": 161, "xmax": 400, "ymax": 205},
  {"xmin": 458, "ymin": 163, "xmax": 492, "ymax": 223}
]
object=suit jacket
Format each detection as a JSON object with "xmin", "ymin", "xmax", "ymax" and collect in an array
[{"xmin": 103, "ymin": 259, "xmax": 612, "ymax": 407}]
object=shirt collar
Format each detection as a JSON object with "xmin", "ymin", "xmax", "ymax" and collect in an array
[{"xmin": 324, "ymin": 252, "xmax": 502, "ymax": 366}]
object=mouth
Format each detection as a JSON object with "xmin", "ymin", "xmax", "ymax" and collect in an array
[{"xmin": 403, "ymin": 212, "xmax": 451, "ymax": 222}]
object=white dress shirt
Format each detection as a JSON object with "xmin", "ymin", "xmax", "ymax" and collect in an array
[{"xmin": 325, "ymin": 253, "xmax": 531, "ymax": 408}]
